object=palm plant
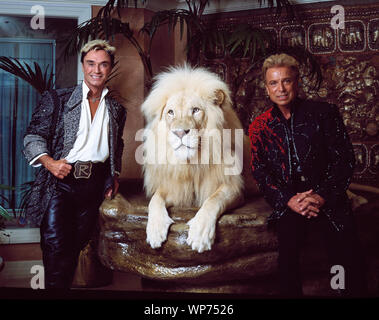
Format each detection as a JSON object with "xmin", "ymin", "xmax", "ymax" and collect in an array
[
  {"xmin": 63, "ymin": 0, "xmax": 302, "ymax": 83},
  {"xmin": 0, "ymin": 57, "xmax": 54, "ymax": 94},
  {"xmin": 140, "ymin": 0, "xmax": 210, "ymax": 65}
]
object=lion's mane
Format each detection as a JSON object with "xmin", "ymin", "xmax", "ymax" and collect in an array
[{"xmin": 141, "ymin": 65, "xmax": 248, "ymax": 208}]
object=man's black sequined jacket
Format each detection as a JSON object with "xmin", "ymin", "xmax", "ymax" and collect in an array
[{"xmin": 248, "ymin": 98, "xmax": 355, "ymax": 231}]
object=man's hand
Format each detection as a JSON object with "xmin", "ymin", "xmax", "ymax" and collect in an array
[
  {"xmin": 308, "ymin": 193, "xmax": 325, "ymax": 208},
  {"xmin": 39, "ymin": 155, "xmax": 72, "ymax": 179},
  {"xmin": 287, "ymin": 189, "xmax": 325, "ymax": 219},
  {"xmin": 105, "ymin": 177, "xmax": 119, "ymax": 199}
]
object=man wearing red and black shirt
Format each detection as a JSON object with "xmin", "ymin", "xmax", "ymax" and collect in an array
[{"xmin": 249, "ymin": 53, "xmax": 366, "ymax": 297}]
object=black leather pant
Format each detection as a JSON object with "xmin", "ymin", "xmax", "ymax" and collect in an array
[{"xmin": 40, "ymin": 163, "xmax": 107, "ymax": 289}]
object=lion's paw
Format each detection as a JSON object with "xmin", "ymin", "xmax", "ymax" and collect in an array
[
  {"xmin": 186, "ymin": 213, "xmax": 216, "ymax": 253},
  {"xmin": 146, "ymin": 211, "xmax": 174, "ymax": 249}
]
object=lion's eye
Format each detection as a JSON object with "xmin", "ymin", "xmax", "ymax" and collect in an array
[
  {"xmin": 167, "ymin": 109, "xmax": 174, "ymax": 116},
  {"xmin": 192, "ymin": 107, "xmax": 200, "ymax": 114}
]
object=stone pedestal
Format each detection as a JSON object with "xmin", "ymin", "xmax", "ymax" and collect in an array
[{"xmin": 98, "ymin": 181, "xmax": 379, "ymax": 296}]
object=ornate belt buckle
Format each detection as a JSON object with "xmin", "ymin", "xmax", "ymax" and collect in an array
[{"xmin": 73, "ymin": 161, "xmax": 92, "ymax": 179}]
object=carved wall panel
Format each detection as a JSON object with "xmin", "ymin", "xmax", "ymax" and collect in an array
[
  {"xmin": 338, "ymin": 20, "xmax": 366, "ymax": 52},
  {"xmin": 368, "ymin": 18, "xmax": 379, "ymax": 50},
  {"xmin": 199, "ymin": 2, "xmax": 379, "ymax": 186},
  {"xmin": 280, "ymin": 25, "xmax": 306, "ymax": 48},
  {"xmin": 308, "ymin": 23, "xmax": 336, "ymax": 54}
]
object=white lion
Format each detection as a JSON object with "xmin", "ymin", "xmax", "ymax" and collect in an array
[{"xmin": 141, "ymin": 65, "xmax": 255, "ymax": 253}]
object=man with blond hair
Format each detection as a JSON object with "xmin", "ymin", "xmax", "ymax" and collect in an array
[
  {"xmin": 23, "ymin": 39, "xmax": 126, "ymax": 288},
  {"xmin": 249, "ymin": 53, "xmax": 366, "ymax": 297}
]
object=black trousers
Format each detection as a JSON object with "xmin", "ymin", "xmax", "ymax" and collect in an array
[
  {"xmin": 40, "ymin": 163, "xmax": 107, "ymax": 289},
  {"xmin": 276, "ymin": 211, "xmax": 367, "ymax": 297}
]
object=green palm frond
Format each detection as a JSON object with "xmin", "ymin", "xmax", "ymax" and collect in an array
[
  {"xmin": 185, "ymin": 0, "xmax": 210, "ymax": 20},
  {"xmin": 74, "ymin": 0, "xmax": 146, "ymax": 42},
  {"xmin": 64, "ymin": 17, "xmax": 132, "ymax": 58},
  {"xmin": 96, "ymin": 0, "xmax": 146, "ymax": 19},
  {"xmin": 0, "ymin": 195, "xmax": 9, "ymax": 206},
  {"xmin": 0, "ymin": 57, "xmax": 54, "ymax": 94},
  {"xmin": 227, "ymin": 24, "xmax": 273, "ymax": 59},
  {"xmin": 140, "ymin": 8, "xmax": 198, "ymax": 60},
  {"xmin": 0, "ymin": 185, "xmax": 13, "ymax": 221},
  {"xmin": 197, "ymin": 27, "xmax": 228, "ymax": 56},
  {"xmin": 141, "ymin": 9, "xmax": 190, "ymax": 40},
  {"xmin": 258, "ymin": 0, "xmax": 296, "ymax": 19},
  {"xmin": 0, "ymin": 205, "xmax": 12, "ymax": 220},
  {"xmin": 0, "ymin": 185, "xmax": 15, "ymax": 206},
  {"xmin": 140, "ymin": 3, "xmax": 208, "ymax": 63},
  {"xmin": 16, "ymin": 181, "xmax": 34, "ymax": 223},
  {"xmin": 63, "ymin": 16, "xmax": 154, "ymax": 78},
  {"xmin": 0, "ymin": 184, "xmax": 15, "ymax": 191}
]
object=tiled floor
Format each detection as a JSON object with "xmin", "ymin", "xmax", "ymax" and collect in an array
[{"xmin": 0, "ymin": 260, "xmax": 143, "ymax": 291}]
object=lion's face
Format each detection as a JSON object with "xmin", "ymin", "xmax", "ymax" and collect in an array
[
  {"xmin": 163, "ymin": 92, "xmax": 208, "ymax": 161},
  {"xmin": 162, "ymin": 92, "xmax": 226, "ymax": 161}
]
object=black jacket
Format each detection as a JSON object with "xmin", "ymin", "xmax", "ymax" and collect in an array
[{"xmin": 248, "ymin": 98, "xmax": 355, "ymax": 231}]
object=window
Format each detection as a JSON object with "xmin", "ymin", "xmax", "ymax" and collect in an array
[
  {"xmin": 0, "ymin": 13, "xmax": 78, "ymax": 221},
  {"xmin": 0, "ymin": 38, "xmax": 55, "ymax": 211}
]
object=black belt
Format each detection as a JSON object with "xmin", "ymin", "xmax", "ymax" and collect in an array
[{"xmin": 69, "ymin": 160, "xmax": 108, "ymax": 179}]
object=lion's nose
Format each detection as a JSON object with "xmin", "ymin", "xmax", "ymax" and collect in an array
[{"xmin": 173, "ymin": 129, "xmax": 190, "ymax": 138}]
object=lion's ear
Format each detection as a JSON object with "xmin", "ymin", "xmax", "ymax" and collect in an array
[{"xmin": 213, "ymin": 89, "xmax": 225, "ymax": 106}]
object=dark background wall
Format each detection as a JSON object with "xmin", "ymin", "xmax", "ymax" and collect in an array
[{"xmin": 199, "ymin": 1, "xmax": 379, "ymax": 187}]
